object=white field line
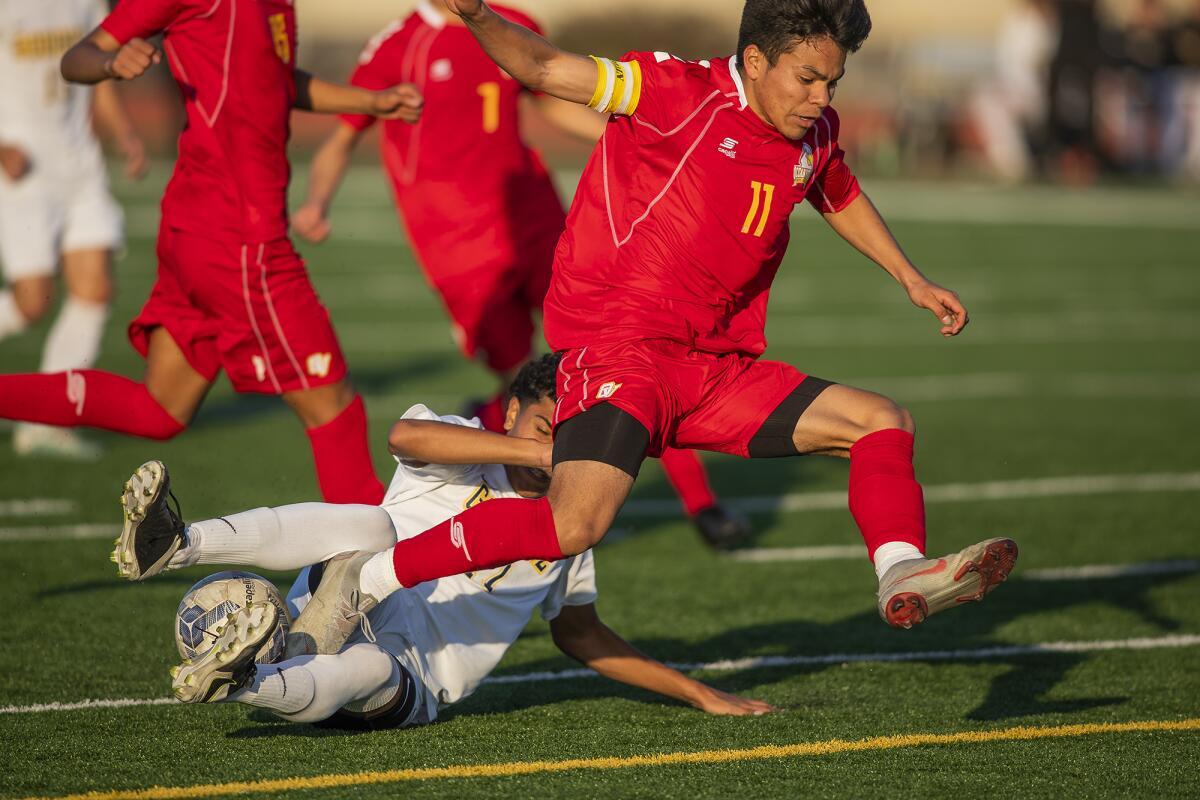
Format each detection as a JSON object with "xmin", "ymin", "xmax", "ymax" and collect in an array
[
  {"xmin": 0, "ymin": 499, "xmax": 77, "ymax": 518},
  {"xmin": 623, "ymin": 471, "xmax": 1200, "ymax": 517},
  {"xmin": 1023, "ymin": 560, "xmax": 1200, "ymax": 581},
  {"xmin": 0, "ymin": 524, "xmax": 113, "ymax": 542},
  {"xmin": 4, "ymin": 634, "xmax": 1197, "ymax": 715}
]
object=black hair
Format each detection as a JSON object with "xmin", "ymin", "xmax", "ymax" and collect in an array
[
  {"xmin": 509, "ymin": 352, "xmax": 562, "ymax": 405},
  {"xmin": 737, "ymin": 0, "xmax": 872, "ymax": 64}
]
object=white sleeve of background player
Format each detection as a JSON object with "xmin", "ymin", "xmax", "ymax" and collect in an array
[
  {"xmin": 88, "ymin": 0, "xmax": 108, "ymax": 30},
  {"xmin": 538, "ymin": 550, "xmax": 599, "ymax": 621},
  {"xmin": 393, "ymin": 403, "xmax": 481, "ymax": 484}
]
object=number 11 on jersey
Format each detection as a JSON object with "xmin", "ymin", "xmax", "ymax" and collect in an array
[{"xmin": 741, "ymin": 181, "xmax": 775, "ymax": 237}]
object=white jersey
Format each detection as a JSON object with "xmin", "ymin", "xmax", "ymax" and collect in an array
[
  {"xmin": 289, "ymin": 404, "xmax": 597, "ymax": 724},
  {"xmin": 0, "ymin": 0, "xmax": 107, "ymax": 178}
]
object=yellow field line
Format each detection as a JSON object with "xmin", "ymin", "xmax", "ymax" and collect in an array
[{"xmin": 25, "ymin": 718, "xmax": 1200, "ymax": 800}]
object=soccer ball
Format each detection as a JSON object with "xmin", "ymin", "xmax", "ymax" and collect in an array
[{"xmin": 175, "ymin": 571, "xmax": 290, "ymax": 664}]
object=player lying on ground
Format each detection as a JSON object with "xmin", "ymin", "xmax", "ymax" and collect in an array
[
  {"xmin": 0, "ymin": 0, "xmax": 423, "ymax": 504},
  {"xmin": 115, "ymin": 355, "xmax": 775, "ymax": 724},
  {"xmin": 291, "ymin": 1, "xmax": 750, "ymax": 549},
  {"xmin": 288, "ymin": 0, "xmax": 1019, "ymax": 649},
  {"xmin": 0, "ymin": 0, "xmax": 146, "ymax": 459}
]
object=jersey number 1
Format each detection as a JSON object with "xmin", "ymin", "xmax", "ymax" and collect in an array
[
  {"xmin": 477, "ymin": 82, "xmax": 500, "ymax": 133},
  {"xmin": 741, "ymin": 181, "xmax": 775, "ymax": 237}
]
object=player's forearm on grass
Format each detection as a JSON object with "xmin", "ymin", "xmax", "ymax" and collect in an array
[
  {"xmin": 304, "ymin": 125, "xmax": 360, "ymax": 213},
  {"xmin": 294, "ymin": 72, "xmax": 379, "ymax": 115},
  {"xmin": 823, "ymin": 192, "xmax": 930, "ymax": 289},
  {"xmin": 551, "ymin": 608, "xmax": 711, "ymax": 708},
  {"xmin": 457, "ymin": 3, "xmax": 596, "ymax": 103},
  {"xmin": 387, "ymin": 420, "xmax": 547, "ymax": 468}
]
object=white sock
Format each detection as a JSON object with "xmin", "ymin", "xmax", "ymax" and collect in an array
[
  {"xmin": 171, "ymin": 503, "xmax": 398, "ymax": 570},
  {"xmin": 359, "ymin": 549, "xmax": 403, "ymax": 599},
  {"xmin": 873, "ymin": 541, "xmax": 925, "ymax": 582},
  {"xmin": 39, "ymin": 296, "xmax": 109, "ymax": 372},
  {"xmin": 231, "ymin": 643, "xmax": 399, "ymax": 723},
  {"xmin": 0, "ymin": 290, "xmax": 29, "ymax": 340}
]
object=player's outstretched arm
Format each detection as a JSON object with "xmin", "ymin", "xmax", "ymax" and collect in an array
[
  {"xmin": 550, "ymin": 604, "xmax": 777, "ymax": 716},
  {"xmin": 821, "ymin": 193, "xmax": 969, "ymax": 337},
  {"xmin": 61, "ymin": 28, "xmax": 159, "ymax": 85},
  {"xmin": 293, "ymin": 123, "xmax": 363, "ymax": 244},
  {"xmin": 388, "ymin": 419, "xmax": 551, "ymax": 470},
  {"xmin": 293, "ymin": 72, "xmax": 423, "ymax": 122},
  {"xmin": 444, "ymin": 0, "xmax": 597, "ymax": 104}
]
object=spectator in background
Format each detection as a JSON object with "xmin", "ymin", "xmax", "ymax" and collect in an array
[
  {"xmin": 1167, "ymin": 0, "xmax": 1200, "ymax": 177},
  {"xmin": 1048, "ymin": 0, "xmax": 1103, "ymax": 182},
  {"xmin": 969, "ymin": 0, "xmax": 1058, "ymax": 181},
  {"xmin": 1118, "ymin": 0, "xmax": 1176, "ymax": 174}
]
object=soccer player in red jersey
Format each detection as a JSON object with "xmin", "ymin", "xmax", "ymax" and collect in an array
[
  {"xmin": 284, "ymin": 0, "xmax": 1022, "ymax": 654},
  {"xmin": 291, "ymin": 0, "xmax": 750, "ymax": 547},
  {"xmin": 0, "ymin": 0, "xmax": 424, "ymax": 504}
]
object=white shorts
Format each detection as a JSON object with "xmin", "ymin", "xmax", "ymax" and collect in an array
[{"xmin": 0, "ymin": 167, "xmax": 123, "ymax": 281}]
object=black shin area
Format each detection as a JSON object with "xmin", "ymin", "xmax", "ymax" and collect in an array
[
  {"xmin": 553, "ymin": 403, "xmax": 650, "ymax": 479},
  {"xmin": 747, "ymin": 376, "xmax": 835, "ymax": 458}
]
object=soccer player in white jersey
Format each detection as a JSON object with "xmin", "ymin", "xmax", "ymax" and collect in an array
[
  {"xmin": 0, "ymin": 0, "xmax": 144, "ymax": 458},
  {"xmin": 113, "ymin": 355, "xmax": 775, "ymax": 725}
]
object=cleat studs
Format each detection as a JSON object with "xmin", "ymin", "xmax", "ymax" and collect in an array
[{"xmin": 169, "ymin": 665, "xmax": 180, "ymax": 679}]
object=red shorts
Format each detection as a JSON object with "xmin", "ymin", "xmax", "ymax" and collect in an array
[
  {"xmin": 553, "ymin": 339, "xmax": 806, "ymax": 458},
  {"xmin": 426, "ymin": 240, "xmax": 555, "ymax": 375},
  {"xmin": 128, "ymin": 226, "xmax": 347, "ymax": 394}
]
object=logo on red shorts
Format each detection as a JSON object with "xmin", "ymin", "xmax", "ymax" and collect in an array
[
  {"xmin": 306, "ymin": 352, "xmax": 333, "ymax": 379},
  {"xmin": 596, "ymin": 381, "xmax": 622, "ymax": 399}
]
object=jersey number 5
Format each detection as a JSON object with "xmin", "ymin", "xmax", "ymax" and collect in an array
[
  {"xmin": 741, "ymin": 181, "xmax": 775, "ymax": 237},
  {"xmin": 477, "ymin": 82, "xmax": 500, "ymax": 134}
]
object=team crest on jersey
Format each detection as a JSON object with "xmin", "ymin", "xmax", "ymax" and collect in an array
[
  {"xmin": 794, "ymin": 144, "xmax": 815, "ymax": 186},
  {"xmin": 596, "ymin": 381, "xmax": 622, "ymax": 399},
  {"xmin": 464, "ymin": 479, "xmax": 493, "ymax": 509},
  {"xmin": 430, "ymin": 58, "xmax": 453, "ymax": 81},
  {"xmin": 305, "ymin": 352, "xmax": 332, "ymax": 378}
]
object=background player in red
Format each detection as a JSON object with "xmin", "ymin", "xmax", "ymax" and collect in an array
[
  {"xmin": 0, "ymin": 0, "xmax": 423, "ymax": 504},
  {"xmin": 291, "ymin": 0, "xmax": 750, "ymax": 547}
]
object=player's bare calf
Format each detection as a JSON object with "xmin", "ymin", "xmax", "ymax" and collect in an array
[
  {"xmin": 877, "ymin": 538, "xmax": 1018, "ymax": 629},
  {"xmin": 113, "ymin": 460, "xmax": 185, "ymax": 581}
]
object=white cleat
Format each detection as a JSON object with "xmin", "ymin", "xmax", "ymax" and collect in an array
[
  {"xmin": 171, "ymin": 602, "xmax": 279, "ymax": 704},
  {"xmin": 13, "ymin": 424, "xmax": 102, "ymax": 461},
  {"xmin": 877, "ymin": 538, "xmax": 1018, "ymax": 629},
  {"xmin": 113, "ymin": 460, "xmax": 186, "ymax": 581},
  {"xmin": 285, "ymin": 550, "xmax": 379, "ymax": 659}
]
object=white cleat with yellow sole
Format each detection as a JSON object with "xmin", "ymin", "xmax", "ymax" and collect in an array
[{"xmin": 171, "ymin": 602, "xmax": 279, "ymax": 704}]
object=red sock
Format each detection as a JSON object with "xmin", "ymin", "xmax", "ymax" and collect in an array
[
  {"xmin": 659, "ymin": 446, "xmax": 717, "ymax": 516},
  {"xmin": 471, "ymin": 393, "xmax": 507, "ymax": 434},
  {"xmin": 305, "ymin": 395, "xmax": 385, "ymax": 504},
  {"xmin": 0, "ymin": 370, "xmax": 184, "ymax": 440},
  {"xmin": 391, "ymin": 496, "xmax": 562, "ymax": 587},
  {"xmin": 848, "ymin": 429, "xmax": 926, "ymax": 560}
]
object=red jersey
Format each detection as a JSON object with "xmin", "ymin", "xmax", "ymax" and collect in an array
[
  {"xmin": 544, "ymin": 53, "xmax": 861, "ymax": 357},
  {"xmin": 101, "ymin": 0, "xmax": 297, "ymax": 242},
  {"xmin": 340, "ymin": 1, "xmax": 564, "ymax": 277}
]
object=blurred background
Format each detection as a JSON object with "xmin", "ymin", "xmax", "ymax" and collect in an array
[{"xmin": 112, "ymin": 0, "xmax": 1200, "ymax": 184}]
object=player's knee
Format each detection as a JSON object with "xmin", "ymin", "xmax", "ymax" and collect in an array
[
  {"xmin": 13, "ymin": 283, "xmax": 54, "ymax": 322},
  {"xmin": 861, "ymin": 398, "xmax": 914, "ymax": 437}
]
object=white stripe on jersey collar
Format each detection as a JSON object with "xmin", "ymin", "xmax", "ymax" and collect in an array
[
  {"xmin": 728, "ymin": 55, "xmax": 749, "ymax": 110},
  {"xmin": 416, "ymin": 0, "xmax": 446, "ymax": 29}
]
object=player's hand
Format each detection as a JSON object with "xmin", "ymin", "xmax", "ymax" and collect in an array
[
  {"xmin": 292, "ymin": 203, "xmax": 332, "ymax": 243},
  {"xmin": 0, "ymin": 144, "xmax": 31, "ymax": 181},
  {"xmin": 372, "ymin": 84, "xmax": 424, "ymax": 123},
  {"xmin": 907, "ymin": 279, "xmax": 969, "ymax": 337},
  {"xmin": 693, "ymin": 687, "xmax": 778, "ymax": 716},
  {"xmin": 442, "ymin": 0, "xmax": 486, "ymax": 19},
  {"xmin": 104, "ymin": 38, "xmax": 160, "ymax": 81},
  {"xmin": 120, "ymin": 134, "xmax": 147, "ymax": 180}
]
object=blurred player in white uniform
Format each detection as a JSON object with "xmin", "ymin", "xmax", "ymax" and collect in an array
[
  {"xmin": 113, "ymin": 355, "xmax": 774, "ymax": 725},
  {"xmin": 0, "ymin": 0, "xmax": 144, "ymax": 458}
]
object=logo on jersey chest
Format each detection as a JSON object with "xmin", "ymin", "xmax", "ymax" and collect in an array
[
  {"xmin": 794, "ymin": 143, "xmax": 815, "ymax": 186},
  {"xmin": 430, "ymin": 58, "xmax": 453, "ymax": 81},
  {"xmin": 717, "ymin": 137, "xmax": 739, "ymax": 159}
]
